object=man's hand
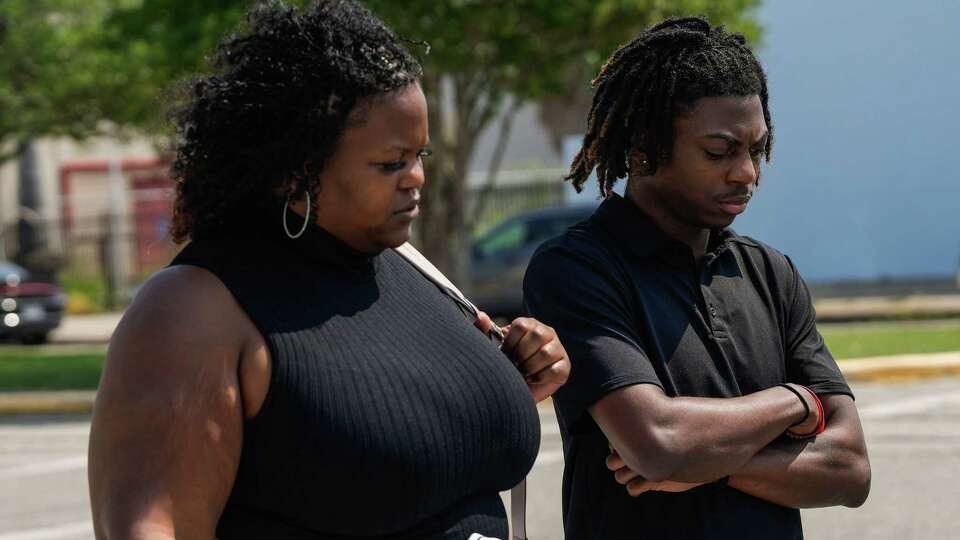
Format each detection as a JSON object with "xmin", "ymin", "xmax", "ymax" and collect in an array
[
  {"xmin": 498, "ymin": 317, "xmax": 570, "ymax": 402},
  {"xmin": 606, "ymin": 449, "xmax": 710, "ymax": 496}
]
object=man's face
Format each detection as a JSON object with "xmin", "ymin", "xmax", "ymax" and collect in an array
[{"xmin": 645, "ymin": 95, "xmax": 768, "ymax": 229}]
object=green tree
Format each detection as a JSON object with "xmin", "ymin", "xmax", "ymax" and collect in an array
[
  {"xmin": 83, "ymin": 0, "xmax": 764, "ymax": 284},
  {"xmin": 0, "ymin": 0, "xmax": 116, "ymax": 162},
  {"xmin": 364, "ymin": 0, "xmax": 763, "ymax": 283}
]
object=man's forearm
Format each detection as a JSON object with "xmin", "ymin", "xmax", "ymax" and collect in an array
[
  {"xmin": 728, "ymin": 394, "xmax": 871, "ymax": 508},
  {"xmin": 593, "ymin": 384, "xmax": 815, "ymax": 482}
]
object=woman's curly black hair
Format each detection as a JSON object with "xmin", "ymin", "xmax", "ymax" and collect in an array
[
  {"xmin": 169, "ymin": 0, "xmax": 422, "ymax": 243},
  {"xmin": 566, "ymin": 16, "xmax": 773, "ymax": 196}
]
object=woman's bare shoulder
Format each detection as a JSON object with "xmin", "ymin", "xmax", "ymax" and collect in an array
[
  {"xmin": 104, "ymin": 265, "xmax": 255, "ymax": 388},
  {"xmin": 119, "ymin": 265, "xmax": 248, "ymax": 342}
]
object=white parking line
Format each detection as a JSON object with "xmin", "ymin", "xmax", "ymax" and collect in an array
[
  {"xmin": 0, "ymin": 456, "xmax": 86, "ymax": 480},
  {"xmin": 859, "ymin": 391, "xmax": 960, "ymax": 419},
  {"xmin": 0, "ymin": 520, "xmax": 93, "ymax": 540}
]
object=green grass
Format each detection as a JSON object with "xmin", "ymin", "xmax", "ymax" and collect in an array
[
  {"xmin": 822, "ymin": 320, "xmax": 960, "ymax": 359},
  {"xmin": 0, "ymin": 346, "xmax": 105, "ymax": 391},
  {"xmin": 0, "ymin": 320, "xmax": 958, "ymax": 392},
  {"xmin": 60, "ymin": 267, "xmax": 110, "ymax": 314}
]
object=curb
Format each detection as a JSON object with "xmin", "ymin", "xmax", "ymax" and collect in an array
[
  {"xmin": 837, "ymin": 351, "xmax": 960, "ymax": 383},
  {"xmin": 0, "ymin": 391, "xmax": 96, "ymax": 416},
  {"xmin": 1, "ymin": 353, "xmax": 959, "ymax": 415},
  {"xmin": 814, "ymin": 295, "xmax": 960, "ymax": 322}
]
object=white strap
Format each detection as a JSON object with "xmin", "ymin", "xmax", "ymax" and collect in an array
[
  {"xmin": 511, "ymin": 478, "xmax": 528, "ymax": 540},
  {"xmin": 393, "ymin": 242, "xmax": 480, "ymax": 315},
  {"xmin": 393, "ymin": 243, "xmax": 505, "ymax": 345}
]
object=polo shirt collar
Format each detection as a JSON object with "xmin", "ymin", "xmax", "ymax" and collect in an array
[{"xmin": 591, "ymin": 193, "xmax": 736, "ymax": 263}]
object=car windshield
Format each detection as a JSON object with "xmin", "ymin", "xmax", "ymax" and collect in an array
[
  {"xmin": 0, "ymin": 262, "xmax": 27, "ymax": 278},
  {"xmin": 474, "ymin": 212, "xmax": 588, "ymax": 259}
]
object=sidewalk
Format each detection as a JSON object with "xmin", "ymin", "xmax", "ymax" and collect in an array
[
  {"xmin": 1, "ymin": 352, "xmax": 958, "ymax": 415},
  {"xmin": 815, "ymin": 294, "xmax": 960, "ymax": 322},
  {"xmin": 49, "ymin": 313, "xmax": 122, "ymax": 344}
]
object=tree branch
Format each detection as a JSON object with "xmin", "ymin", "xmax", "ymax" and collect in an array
[
  {"xmin": 467, "ymin": 98, "xmax": 520, "ymax": 230},
  {"xmin": 0, "ymin": 139, "xmax": 25, "ymax": 166}
]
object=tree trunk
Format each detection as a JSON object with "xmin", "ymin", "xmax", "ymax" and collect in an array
[
  {"xmin": 15, "ymin": 139, "xmax": 42, "ymax": 259},
  {"xmin": 417, "ymin": 73, "xmax": 453, "ymax": 274},
  {"xmin": 416, "ymin": 73, "xmax": 510, "ymax": 293}
]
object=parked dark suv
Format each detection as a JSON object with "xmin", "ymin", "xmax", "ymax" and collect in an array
[
  {"xmin": 0, "ymin": 261, "xmax": 66, "ymax": 344},
  {"xmin": 470, "ymin": 204, "xmax": 596, "ymax": 319}
]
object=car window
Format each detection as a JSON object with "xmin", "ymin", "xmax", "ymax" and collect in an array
[
  {"xmin": 475, "ymin": 221, "xmax": 528, "ymax": 259},
  {"xmin": 475, "ymin": 213, "xmax": 588, "ymax": 260},
  {"xmin": 0, "ymin": 262, "xmax": 26, "ymax": 277},
  {"xmin": 526, "ymin": 217, "xmax": 581, "ymax": 247}
]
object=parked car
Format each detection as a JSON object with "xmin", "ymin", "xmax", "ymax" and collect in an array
[
  {"xmin": 0, "ymin": 261, "xmax": 66, "ymax": 344},
  {"xmin": 470, "ymin": 204, "xmax": 597, "ymax": 319}
]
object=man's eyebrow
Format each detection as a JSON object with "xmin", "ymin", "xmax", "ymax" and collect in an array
[
  {"xmin": 701, "ymin": 131, "xmax": 769, "ymax": 146},
  {"xmin": 703, "ymin": 133, "xmax": 740, "ymax": 145},
  {"xmin": 387, "ymin": 141, "xmax": 431, "ymax": 152}
]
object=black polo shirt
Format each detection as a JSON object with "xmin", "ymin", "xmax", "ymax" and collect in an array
[{"xmin": 523, "ymin": 193, "xmax": 852, "ymax": 540}]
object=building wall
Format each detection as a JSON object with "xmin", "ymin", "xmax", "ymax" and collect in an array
[
  {"xmin": 734, "ymin": 0, "xmax": 960, "ymax": 282},
  {"xmin": 470, "ymin": 102, "xmax": 564, "ymax": 177},
  {"xmin": 0, "ymin": 135, "xmax": 163, "ymax": 270},
  {"xmin": 0, "ymin": 136, "xmax": 160, "ymax": 228}
]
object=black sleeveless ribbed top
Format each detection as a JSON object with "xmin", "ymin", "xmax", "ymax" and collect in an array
[{"xmin": 170, "ymin": 218, "xmax": 540, "ymax": 539}]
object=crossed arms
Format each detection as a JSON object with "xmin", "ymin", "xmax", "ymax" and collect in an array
[{"xmin": 592, "ymin": 382, "xmax": 871, "ymax": 508}]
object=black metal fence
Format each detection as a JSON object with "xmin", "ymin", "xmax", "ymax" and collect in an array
[
  {"xmin": 1, "ymin": 212, "xmax": 177, "ymax": 311},
  {"xmin": 1, "ymin": 178, "xmax": 565, "ymax": 311},
  {"xmin": 466, "ymin": 179, "xmax": 566, "ymax": 237}
]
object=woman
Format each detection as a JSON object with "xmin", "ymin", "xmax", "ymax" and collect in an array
[{"xmin": 87, "ymin": 1, "xmax": 569, "ymax": 538}]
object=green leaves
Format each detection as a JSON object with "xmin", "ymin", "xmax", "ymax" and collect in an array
[
  {"xmin": 0, "ymin": 0, "xmax": 764, "ymax": 163},
  {"xmin": 366, "ymin": 0, "xmax": 762, "ymax": 100},
  {"xmin": 0, "ymin": 0, "xmax": 115, "ymax": 153}
]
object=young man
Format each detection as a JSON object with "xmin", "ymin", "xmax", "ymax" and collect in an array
[{"xmin": 524, "ymin": 17, "xmax": 870, "ymax": 539}]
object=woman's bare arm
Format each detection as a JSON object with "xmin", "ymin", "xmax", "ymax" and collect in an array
[{"xmin": 88, "ymin": 266, "xmax": 262, "ymax": 539}]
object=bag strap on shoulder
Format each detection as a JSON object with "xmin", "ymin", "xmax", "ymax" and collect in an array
[
  {"xmin": 392, "ymin": 242, "xmax": 528, "ymax": 540},
  {"xmin": 393, "ymin": 242, "xmax": 504, "ymax": 344}
]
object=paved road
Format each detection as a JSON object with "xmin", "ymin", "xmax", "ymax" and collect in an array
[{"xmin": 2, "ymin": 378, "xmax": 958, "ymax": 539}]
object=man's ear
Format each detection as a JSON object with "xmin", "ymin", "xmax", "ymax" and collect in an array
[{"xmin": 629, "ymin": 149, "xmax": 652, "ymax": 177}]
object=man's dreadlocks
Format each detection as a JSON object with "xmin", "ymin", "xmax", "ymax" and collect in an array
[{"xmin": 566, "ymin": 16, "xmax": 773, "ymax": 195}]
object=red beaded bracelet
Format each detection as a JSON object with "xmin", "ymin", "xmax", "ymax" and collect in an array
[{"xmin": 786, "ymin": 385, "xmax": 826, "ymax": 439}]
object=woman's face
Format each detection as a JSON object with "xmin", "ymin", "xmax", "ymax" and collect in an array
[{"xmin": 310, "ymin": 83, "xmax": 429, "ymax": 254}]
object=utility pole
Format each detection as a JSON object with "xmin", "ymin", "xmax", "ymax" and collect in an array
[
  {"xmin": 15, "ymin": 140, "xmax": 42, "ymax": 263},
  {"xmin": 106, "ymin": 155, "xmax": 131, "ymax": 308}
]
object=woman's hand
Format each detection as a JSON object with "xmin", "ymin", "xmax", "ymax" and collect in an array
[{"xmin": 499, "ymin": 317, "xmax": 570, "ymax": 402}]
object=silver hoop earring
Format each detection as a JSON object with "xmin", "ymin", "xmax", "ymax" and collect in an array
[{"xmin": 283, "ymin": 191, "xmax": 311, "ymax": 239}]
